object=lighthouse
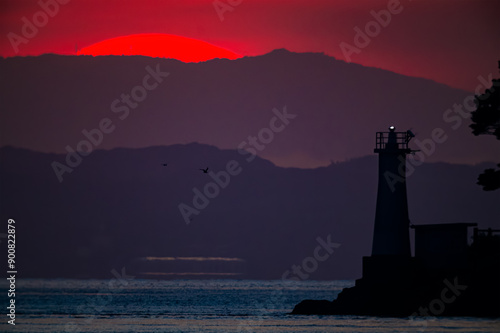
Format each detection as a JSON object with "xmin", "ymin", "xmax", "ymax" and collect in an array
[
  {"xmin": 371, "ymin": 126, "xmax": 414, "ymax": 257},
  {"xmin": 292, "ymin": 125, "xmax": 499, "ymax": 317}
]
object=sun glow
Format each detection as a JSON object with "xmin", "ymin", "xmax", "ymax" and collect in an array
[{"xmin": 77, "ymin": 33, "xmax": 242, "ymax": 62}]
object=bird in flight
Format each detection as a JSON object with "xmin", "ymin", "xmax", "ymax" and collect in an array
[
  {"xmin": 162, "ymin": 163, "xmax": 168, "ymax": 166},
  {"xmin": 199, "ymin": 167, "xmax": 209, "ymax": 173}
]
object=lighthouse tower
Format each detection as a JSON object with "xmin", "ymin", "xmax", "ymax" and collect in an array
[{"xmin": 371, "ymin": 126, "xmax": 414, "ymax": 257}]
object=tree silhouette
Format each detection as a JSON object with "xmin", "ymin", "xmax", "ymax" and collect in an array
[
  {"xmin": 471, "ymin": 81, "xmax": 500, "ymax": 139},
  {"xmin": 476, "ymin": 164, "xmax": 500, "ymax": 191},
  {"xmin": 470, "ymin": 62, "xmax": 500, "ymax": 191}
]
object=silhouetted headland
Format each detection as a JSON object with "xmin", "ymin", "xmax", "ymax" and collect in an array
[{"xmin": 292, "ymin": 126, "xmax": 500, "ymax": 317}]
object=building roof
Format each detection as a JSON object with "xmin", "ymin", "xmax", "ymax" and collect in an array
[{"xmin": 410, "ymin": 222, "xmax": 478, "ymax": 230}]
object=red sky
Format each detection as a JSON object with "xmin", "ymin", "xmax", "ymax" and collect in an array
[{"xmin": 0, "ymin": 0, "xmax": 499, "ymax": 91}]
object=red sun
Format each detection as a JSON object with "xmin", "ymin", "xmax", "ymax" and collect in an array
[{"xmin": 77, "ymin": 33, "xmax": 242, "ymax": 62}]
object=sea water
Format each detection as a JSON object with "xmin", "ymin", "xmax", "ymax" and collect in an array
[{"xmin": 1, "ymin": 279, "xmax": 499, "ymax": 332}]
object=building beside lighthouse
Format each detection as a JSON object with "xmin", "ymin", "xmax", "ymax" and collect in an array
[{"xmin": 292, "ymin": 126, "xmax": 500, "ymax": 317}]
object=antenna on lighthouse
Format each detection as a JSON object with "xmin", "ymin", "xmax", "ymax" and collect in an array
[{"xmin": 406, "ymin": 130, "xmax": 415, "ymax": 143}]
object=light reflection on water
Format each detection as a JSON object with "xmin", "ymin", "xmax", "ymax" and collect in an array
[{"xmin": 2, "ymin": 279, "xmax": 499, "ymax": 333}]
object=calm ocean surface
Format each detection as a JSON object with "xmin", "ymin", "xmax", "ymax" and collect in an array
[{"xmin": 1, "ymin": 279, "xmax": 499, "ymax": 333}]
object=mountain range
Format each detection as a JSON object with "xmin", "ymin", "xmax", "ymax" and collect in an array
[
  {"xmin": 1, "ymin": 145, "xmax": 498, "ymax": 279},
  {"xmin": 1, "ymin": 50, "xmax": 498, "ymax": 168}
]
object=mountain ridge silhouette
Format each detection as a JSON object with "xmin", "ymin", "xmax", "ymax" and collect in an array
[
  {"xmin": 1, "ymin": 144, "xmax": 498, "ymax": 279},
  {"xmin": 1, "ymin": 50, "xmax": 496, "ymax": 168}
]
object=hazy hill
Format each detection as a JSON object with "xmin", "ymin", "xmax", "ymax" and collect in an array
[
  {"xmin": 1, "ymin": 145, "xmax": 498, "ymax": 279},
  {"xmin": 1, "ymin": 51, "xmax": 497, "ymax": 168}
]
